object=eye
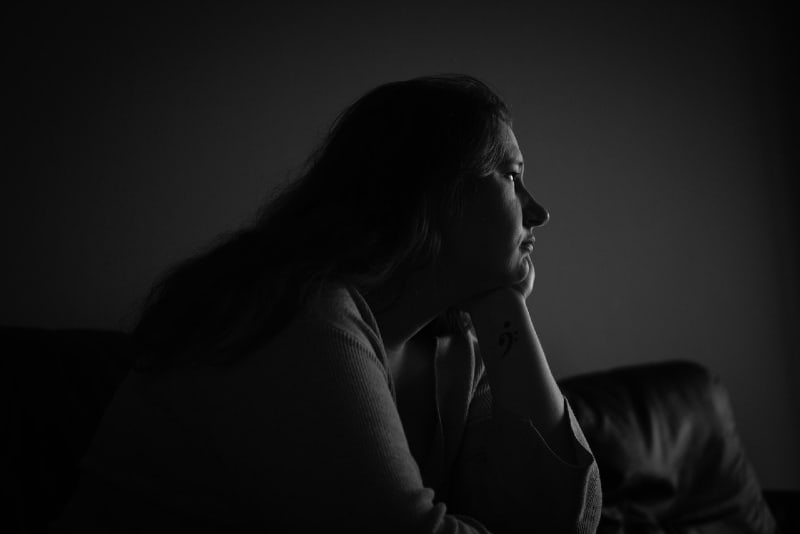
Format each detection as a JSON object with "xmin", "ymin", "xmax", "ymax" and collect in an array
[{"xmin": 504, "ymin": 172, "xmax": 521, "ymax": 184}]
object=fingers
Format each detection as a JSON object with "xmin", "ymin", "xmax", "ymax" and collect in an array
[{"xmin": 513, "ymin": 256, "xmax": 535, "ymax": 298}]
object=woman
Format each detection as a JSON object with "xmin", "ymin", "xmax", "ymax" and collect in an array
[{"xmin": 52, "ymin": 75, "xmax": 601, "ymax": 533}]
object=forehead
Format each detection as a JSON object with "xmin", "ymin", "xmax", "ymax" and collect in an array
[{"xmin": 499, "ymin": 123, "xmax": 524, "ymax": 166}]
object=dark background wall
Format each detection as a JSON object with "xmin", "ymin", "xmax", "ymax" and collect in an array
[{"xmin": 4, "ymin": 1, "xmax": 798, "ymax": 489}]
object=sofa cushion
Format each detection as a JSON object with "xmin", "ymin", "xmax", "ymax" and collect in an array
[{"xmin": 560, "ymin": 360, "xmax": 777, "ymax": 533}]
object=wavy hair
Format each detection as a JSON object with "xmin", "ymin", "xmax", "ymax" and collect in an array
[{"xmin": 133, "ymin": 74, "xmax": 512, "ymax": 371}]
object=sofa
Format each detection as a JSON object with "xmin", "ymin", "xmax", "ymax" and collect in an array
[{"xmin": 3, "ymin": 325, "xmax": 796, "ymax": 533}]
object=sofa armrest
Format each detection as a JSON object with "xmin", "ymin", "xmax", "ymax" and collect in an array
[
  {"xmin": 3, "ymin": 326, "xmax": 135, "ymax": 534},
  {"xmin": 559, "ymin": 360, "xmax": 777, "ymax": 533}
]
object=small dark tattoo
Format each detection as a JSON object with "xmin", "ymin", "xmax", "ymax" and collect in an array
[{"xmin": 497, "ymin": 321, "xmax": 518, "ymax": 358}]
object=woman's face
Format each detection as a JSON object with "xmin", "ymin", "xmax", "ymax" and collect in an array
[{"xmin": 441, "ymin": 122, "xmax": 549, "ymax": 296}]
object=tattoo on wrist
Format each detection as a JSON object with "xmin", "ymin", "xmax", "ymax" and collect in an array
[{"xmin": 497, "ymin": 321, "xmax": 519, "ymax": 358}]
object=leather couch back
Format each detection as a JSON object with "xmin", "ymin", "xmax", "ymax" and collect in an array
[{"xmin": 561, "ymin": 360, "xmax": 776, "ymax": 533}]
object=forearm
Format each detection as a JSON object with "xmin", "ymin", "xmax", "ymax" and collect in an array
[{"xmin": 467, "ymin": 290, "xmax": 575, "ymax": 461}]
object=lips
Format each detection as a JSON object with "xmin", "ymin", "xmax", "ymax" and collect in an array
[{"xmin": 520, "ymin": 238, "xmax": 535, "ymax": 252}]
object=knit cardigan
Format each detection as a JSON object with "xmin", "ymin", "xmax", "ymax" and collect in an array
[{"xmin": 52, "ymin": 285, "xmax": 601, "ymax": 533}]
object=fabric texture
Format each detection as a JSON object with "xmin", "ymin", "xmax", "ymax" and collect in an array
[{"xmin": 50, "ymin": 285, "xmax": 601, "ymax": 533}]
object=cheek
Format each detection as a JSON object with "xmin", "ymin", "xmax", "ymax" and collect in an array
[
  {"xmin": 443, "ymin": 187, "xmax": 522, "ymax": 266},
  {"xmin": 469, "ymin": 204, "xmax": 521, "ymax": 256}
]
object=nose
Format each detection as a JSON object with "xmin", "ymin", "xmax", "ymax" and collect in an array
[{"xmin": 520, "ymin": 187, "xmax": 549, "ymax": 228}]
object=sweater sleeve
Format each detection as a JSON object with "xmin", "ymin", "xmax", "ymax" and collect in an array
[
  {"xmin": 53, "ymin": 289, "xmax": 501, "ymax": 533},
  {"xmin": 285, "ymin": 291, "xmax": 600, "ymax": 533},
  {"xmin": 449, "ymin": 349, "xmax": 602, "ymax": 534},
  {"xmin": 261, "ymin": 318, "xmax": 496, "ymax": 533}
]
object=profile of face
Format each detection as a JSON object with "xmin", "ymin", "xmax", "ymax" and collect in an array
[{"xmin": 441, "ymin": 122, "xmax": 549, "ymax": 296}]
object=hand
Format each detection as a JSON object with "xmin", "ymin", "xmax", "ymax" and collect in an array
[
  {"xmin": 461, "ymin": 256, "xmax": 535, "ymax": 316},
  {"xmin": 511, "ymin": 255, "xmax": 535, "ymax": 299}
]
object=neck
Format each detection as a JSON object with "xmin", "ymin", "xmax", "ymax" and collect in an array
[{"xmin": 365, "ymin": 265, "xmax": 455, "ymax": 354}]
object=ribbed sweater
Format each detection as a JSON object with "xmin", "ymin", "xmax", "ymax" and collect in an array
[{"xmin": 52, "ymin": 285, "xmax": 601, "ymax": 533}]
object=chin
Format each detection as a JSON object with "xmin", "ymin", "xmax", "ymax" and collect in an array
[{"xmin": 468, "ymin": 256, "xmax": 531, "ymax": 292}]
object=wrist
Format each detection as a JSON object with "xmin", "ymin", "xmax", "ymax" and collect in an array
[{"xmin": 466, "ymin": 288, "xmax": 528, "ymax": 330}]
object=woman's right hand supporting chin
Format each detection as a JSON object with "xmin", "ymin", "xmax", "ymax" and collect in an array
[{"xmin": 462, "ymin": 275, "xmax": 577, "ymax": 463}]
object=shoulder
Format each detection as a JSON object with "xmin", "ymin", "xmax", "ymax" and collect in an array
[
  {"xmin": 307, "ymin": 284, "xmax": 378, "ymax": 332},
  {"xmin": 295, "ymin": 283, "xmax": 387, "ymax": 365}
]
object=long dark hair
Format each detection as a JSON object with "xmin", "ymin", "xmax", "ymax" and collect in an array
[{"xmin": 133, "ymin": 74, "xmax": 512, "ymax": 371}]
